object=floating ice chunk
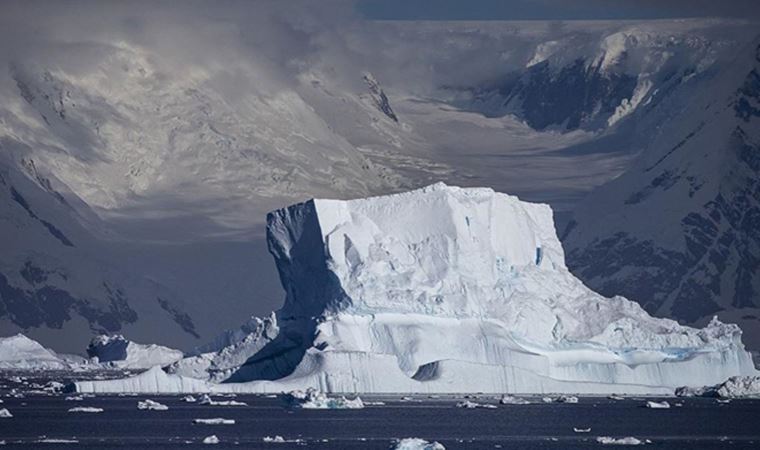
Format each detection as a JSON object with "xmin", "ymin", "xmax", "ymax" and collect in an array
[
  {"xmin": 137, "ymin": 399, "xmax": 169, "ymax": 411},
  {"xmin": 0, "ymin": 408, "xmax": 11, "ymax": 418},
  {"xmin": 202, "ymin": 435, "xmax": 219, "ymax": 444},
  {"xmin": 198, "ymin": 394, "xmax": 246, "ymax": 406},
  {"xmin": 68, "ymin": 406, "xmax": 103, "ymax": 413},
  {"xmin": 573, "ymin": 427, "xmax": 591, "ymax": 433},
  {"xmin": 193, "ymin": 418, "xmax": 235, "ymax": 425},
  {"xmin": 608, "ymin": 394, "xmax": 626, "ymax": 401},
  {"xmin": 284, "ymin": 388, "xmax": 364, "ymax": 409},
  {"xmin": 677, "ymin": 375, "xmax": 760, "ymax": 399},
  {"xmin": 182, "ymin": 395, "xmax": 197, "ymax": 403},
  {"xmin": 37, "ymin": 439, "xmax": 79, "ymax": 443},
  {"xmin": 263, "ymin": 436, "xmax": 286, "ymax": 443},
  {"xmin": 65, "ymin": 395, "xmax": 84, "ymax": 401},
  {"xmin": 455, "ymin": 400, "xmax": 497, "ymax": 409},
  {"xmin": 499, "ymin": 395, "xmax": 531, "ymax": 405},
  {"xmin": 645, "ymin": 401, "xmax": 670, "ymax": 409},
  {"xmin": 596, "ymin": 436, "xmax": 649, "ymax": 445},
  {"xmin": 543, "ymin": 395, "xmax": 578, "ymax": 403},
  {"xmin": 392, "ymin": 438, "xmax": 446, "ymax": 450}
]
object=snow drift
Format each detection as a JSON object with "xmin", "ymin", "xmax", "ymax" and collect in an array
[{"xmin": 74, "ymin": 184, "xmax": 756, "ymax": 394}]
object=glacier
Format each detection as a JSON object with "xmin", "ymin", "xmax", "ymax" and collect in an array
[{"xmin": 74, "ymin": 184, "xmax": 756, "ymax": 394}]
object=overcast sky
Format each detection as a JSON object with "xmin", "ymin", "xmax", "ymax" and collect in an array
[{"xmin": 357, "ymin": 0, "xmax": 760, "ymax": 20}]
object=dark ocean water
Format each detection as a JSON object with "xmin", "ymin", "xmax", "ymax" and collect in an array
[{"xmin": 0, "ymin": 375, "xmax": 759, "ymax": 449}]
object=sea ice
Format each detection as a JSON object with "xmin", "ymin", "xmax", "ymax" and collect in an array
[
  {"xmin": 193, "ymin": 418, "xmax": 235, "ymax": 425},
  {"xmin": 455, "ymin": 400, "xmax": 497, "ymax": 409},
  {"xmin": 645, "ymin": 401, "xmax": 670, "ymax": 409},
  {"xmin": 392, "ymin": 437, "xmax": 446, "ymax": 450},
  {"xmin": 499, "ymin": 395, "xmax": 531, "ymax": 405},
  {"xmin": 198, "ymin": 394, "xmax": 246, "ymax": 406},
  {"xmin": 596, "ymin": 436, "xmax": 649, "ymax": 445},
  {"xmin": 284, "ymin": 388, "xmax": 364, "ymax": 409},
  {"xmin": 68, "ymin": 407, "xmax": 103, "ymax": 413},
  {"xmin": 202, "ymin": 435, "xmax": 219, "ymax": 444},
  {"xmin": 137, "ymin": 399, "xmax": 168, "ymax": 411}
]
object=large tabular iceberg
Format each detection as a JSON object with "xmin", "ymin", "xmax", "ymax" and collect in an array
[{"xmin": 75, "ymin": 183, "xmax": 756, "ymax": 394}]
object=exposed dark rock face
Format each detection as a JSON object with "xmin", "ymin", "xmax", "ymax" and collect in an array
[{"xmin": 564, "ymin": 42, "xmax": 760, "ymax": 337}]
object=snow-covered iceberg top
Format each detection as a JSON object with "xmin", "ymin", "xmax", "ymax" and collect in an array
[
  {"xmin": 75, "ymin": 184, "xmax": 756, "ymax": 394},
  {"xmin": 268, "ymin": 183, "xmax": 746, "ymax": 353}
]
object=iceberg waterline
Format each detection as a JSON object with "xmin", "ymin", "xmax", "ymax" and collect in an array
[{"xmin": 74, "ymin": 184, "xmax": 757, "ymax": 394}]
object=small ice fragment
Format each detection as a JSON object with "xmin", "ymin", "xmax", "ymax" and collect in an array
[
  {"xmin": 392, "ymin": 437, "xmax": 446, "ymax": 449},
  {"xmin": 573, "ymin": 427, "xmax": 591, "ymax": 433},
  {"xmin": 65, "ymin": 395, "xmax": 84, "ymax": 401},
  {"xmin": 68, "ymin": 406, "xmax": 103, "ymax": 413},
  {"xmin": 645, "ymin": 400, "xmax": 670, "ymax": 409},
  {"xmin": 198, "ymin": 394, "xmax": 246, "ymax": 406},
  {"xmin": 194, "ymin": 418, "xmax": 235, "ymax": 425},
  {"xmin": 284, "ymin": 388, "xmax": 364, "ymax": 409},
  {"xmin": 263, "ymin": 435, "xmax": 286, "ymax": 443},
  {"xmin": 456, "ymin": 400, "xmax": 496, "ymax": 409},
  {"xmin": 202, "ymin": 435, "xmax": 219, "ymax": 444},
  {"xmin": 608, "ymin": 394, "xmax": 625, "ymax": 401},
  {"xmin": 596, "ymin": 436, "xmax": 648, "ymax": 445},
  {"xmin": 182, "ymin": 395, "xmax": 197, "ymax": 403},
  {"xmin": 0, "ymin": 408, "xmax": 12, "ymax": 418},
  {"xmin": 37, "ymin": 439, "xmax": 79, "ymax": 443},
  {"xmin": 499, "ymin": 395, "xmax": 530, "ymax": 405},
  {"xmin": 138, "ymin": 399, "xmax": 169, "ymax": 411}
]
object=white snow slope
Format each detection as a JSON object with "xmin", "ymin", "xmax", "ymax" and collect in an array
[
  {"xmin": 75, "ymin": 184, "xmax": 756, "ymax": 394},
  {"xmin": 0, "ymin": 333, "xmax": 69, "ymax": 370},
  {"xmin": 2, "ymin": 15, "xmax": 757, "ymax": 354}
]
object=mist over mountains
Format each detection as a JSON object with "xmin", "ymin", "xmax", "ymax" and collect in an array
[{"xmin": 0, "ymin": 2, "xmax": 758, "ymax": 352}]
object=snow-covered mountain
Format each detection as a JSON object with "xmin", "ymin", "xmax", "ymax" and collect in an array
[
  {"xmin": 563, "ymin": 37, "xmax": 760, "ymax": 348},
  {"xmin": 1, "ymin": 15, "xmax": 758, "ymax": 354},
  {"xmin": 75, "ymin": 185, "xmax": 755, "ymax": 394}
]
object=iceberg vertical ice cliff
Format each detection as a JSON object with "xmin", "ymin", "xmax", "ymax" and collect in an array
[{"xmin": 76, "ymin": 184, "xmax": 756, "ymax": 394}]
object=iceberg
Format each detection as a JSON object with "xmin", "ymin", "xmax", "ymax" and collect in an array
[
  {"xmin": 676, "ymin": 375, "xmax": 760, "ymax": 399},
  {"xmin": 74, "ymin": 184, "xmax": 757, "ymax": 394},
  {"xmin": 0, "ymin": 334, "xmax": 70, "ymax": 370},
  {"xmin": 87, "ymin": 334, "xmax": 184, "ymax": 369}
]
